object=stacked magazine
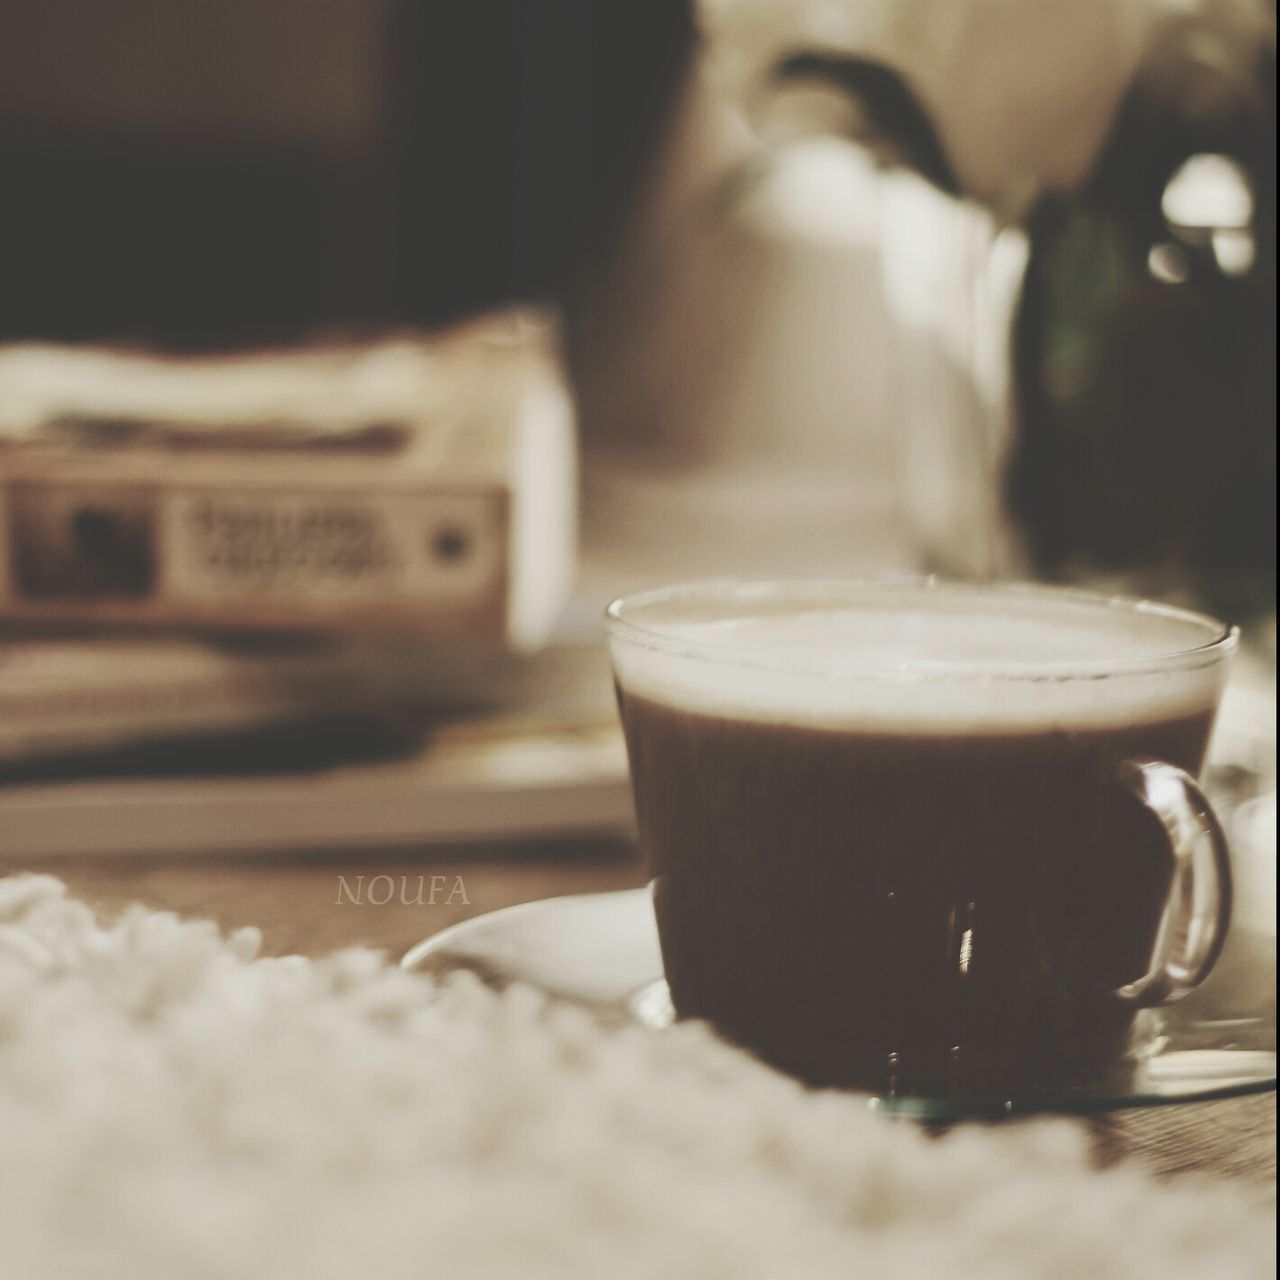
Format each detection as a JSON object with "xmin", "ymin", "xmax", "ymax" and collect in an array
[
  {"xmin": 0, "ymin": 309, "xmax": 575, "ymax": 646},
  {"xmin": 0, "ymin": 311, "xmax": 635, "ymax": 856}
]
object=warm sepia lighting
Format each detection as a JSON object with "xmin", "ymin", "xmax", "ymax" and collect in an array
[{"xmin": 0, "ymin": 3, "xmax": 1274, "ymax": 1276}]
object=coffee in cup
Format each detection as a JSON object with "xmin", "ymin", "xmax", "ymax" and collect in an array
[{"xmin": 607, "ymin": 579, "xmax": 1235, "ymax": 1097}]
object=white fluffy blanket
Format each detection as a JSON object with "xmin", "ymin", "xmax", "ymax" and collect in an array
[{"xmin": 0, "ymin": 875, "xmax": 1271, "ymax": 1280}]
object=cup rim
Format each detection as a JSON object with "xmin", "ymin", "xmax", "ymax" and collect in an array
[{"xmin": 603, "ymin": 576, "xmax": 1238, "ymax": 682}]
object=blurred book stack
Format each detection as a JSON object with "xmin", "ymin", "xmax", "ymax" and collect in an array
[
  {"xmin": 0, "ymin": 309, "xmax": 575, "ymax": 645},
  {"xmin": 0, "ymin": 311, "xmax": 634, "ymax": 855},
  {"xmin": 0, "ymin": 631, "xmax": 382, "ymax": 768}
]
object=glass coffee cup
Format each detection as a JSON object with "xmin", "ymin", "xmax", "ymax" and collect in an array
[{"xmin": 607, "ymin": 578, "xmax": 1236, "ymax": 1098}]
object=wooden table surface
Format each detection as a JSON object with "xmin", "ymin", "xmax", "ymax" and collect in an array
[{"xmin": 10, "ymin": 840, "xmax": 1275, "ymax": 1204}]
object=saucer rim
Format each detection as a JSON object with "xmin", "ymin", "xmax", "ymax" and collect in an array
[{"xmin": 401, "ymin": 889, "xmax": 1277, "ymax": 1118}]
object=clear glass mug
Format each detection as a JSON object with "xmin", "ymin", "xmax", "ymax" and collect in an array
[{"xmin": 607, "ymin": 578, "xmax": 1235, "ymax": 1097}]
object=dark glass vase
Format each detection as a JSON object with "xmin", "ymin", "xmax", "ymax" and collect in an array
[{"xmin": 1008, "ymin": 51, "xmax": 1276, "ymax": 624}]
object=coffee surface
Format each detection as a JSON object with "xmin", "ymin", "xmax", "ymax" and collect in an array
[
  {"xmin": 617, "ymin": 687, "xmax": 1217, "ymax": 1096},
  {"xmin": 610, "ymin": 597, "xmax": 1227, "ymax": 733}
]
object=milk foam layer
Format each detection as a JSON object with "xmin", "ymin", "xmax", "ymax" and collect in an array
[{"xmin": 609, "ymin": 592, "xmax": 1232, "ymax": 733}]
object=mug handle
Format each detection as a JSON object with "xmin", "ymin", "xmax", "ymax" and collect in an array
[{"xmin": 1112, "ymin": 757, "xmax": 1233, "ymax": 1007}]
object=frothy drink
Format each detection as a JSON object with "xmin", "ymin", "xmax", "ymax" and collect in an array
[{"xmin": 609, "ymin": 583, "xmax": 1234, "ymax": 1097}]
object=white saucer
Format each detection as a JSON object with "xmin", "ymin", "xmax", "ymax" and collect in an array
[{"xmin": 402, "ymin": 888, "xmax": 1277, "ymax": 1118}]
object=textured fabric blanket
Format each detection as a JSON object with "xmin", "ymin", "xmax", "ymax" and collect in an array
[{"xmin": 0, "ymin": 874, "xmax": 1271, "ymax": 1279}]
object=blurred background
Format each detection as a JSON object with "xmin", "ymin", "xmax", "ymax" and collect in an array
[{"xmin": 0, "ymin": 1, "xmax": 1274, "ymax": 917}]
